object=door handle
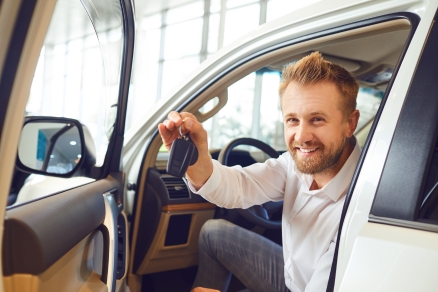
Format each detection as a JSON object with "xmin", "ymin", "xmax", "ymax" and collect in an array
[{"xmin": 102, "ymin": 191, "xmax": 120, "ymax": 292}]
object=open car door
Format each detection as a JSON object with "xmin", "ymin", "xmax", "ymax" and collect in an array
[{"xmin": 0, "ymin": 0, "xmax": 134, "ymax": 291}]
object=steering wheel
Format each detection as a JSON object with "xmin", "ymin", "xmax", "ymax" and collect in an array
[{"xmin": 218, "ymin": 138, "xmax": 283, "ymax": 229}]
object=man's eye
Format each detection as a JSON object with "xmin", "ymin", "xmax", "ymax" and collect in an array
[
  {"xmin": 286, "ymin": 118, "xmax": 298, "ymax": 124},
  {"xmin": 312, "ymin": 117, "xmax": 324, "ymax": 122}
]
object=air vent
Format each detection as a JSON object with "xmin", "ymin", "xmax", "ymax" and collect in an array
[{"xmin": 161, "ymin": 176, "xmax": 190, "ymax": 199}]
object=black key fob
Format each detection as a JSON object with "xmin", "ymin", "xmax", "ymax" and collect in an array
[{"xmin": 167, "ymin": 135, "xmax": 199, "ymax": 177}]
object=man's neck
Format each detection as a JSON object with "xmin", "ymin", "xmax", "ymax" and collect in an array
[{"xmin": 309, "ymin": 138, "xmax": 355, "ymax": 190}]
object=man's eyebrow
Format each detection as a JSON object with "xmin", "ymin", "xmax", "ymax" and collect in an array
[
  {"xmin": 283, "ymin": 111, "xmax": 329, "ymax": 118},
  {"xmin": 310, "ymin": 111, "xmax": 328, "ymax": 117},
  {"xmin": 283, "ymin": 113, "xmax": 297, "ymax": 119}
]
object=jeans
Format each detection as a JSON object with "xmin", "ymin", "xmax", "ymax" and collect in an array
[{"xmin": 192, "ymin": 219, "xmax": 290, "ymax": 292}]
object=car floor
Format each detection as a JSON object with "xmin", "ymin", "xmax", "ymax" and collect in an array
[{"xmin": 141, "ymin": 266, "xmax": 247, "ymax": 292}]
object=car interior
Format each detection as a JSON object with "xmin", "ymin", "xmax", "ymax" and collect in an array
[{"xmin": 126, "ymin": 18, "xmax": 413, "ymax": 291}]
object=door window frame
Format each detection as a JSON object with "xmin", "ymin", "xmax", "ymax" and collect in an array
[{"xmin": 370, "ymin": 11, "xmax": 438, "ymax": 227}]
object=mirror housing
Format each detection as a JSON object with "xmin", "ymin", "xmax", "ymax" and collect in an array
[{"xmin": 16, "ymin": 117, "xmax": 96, "ymax": 177}]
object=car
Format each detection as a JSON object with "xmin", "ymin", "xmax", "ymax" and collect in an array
[{"xmin": 2, "ymin": 0, "xmax": 438, "ymax": 291}]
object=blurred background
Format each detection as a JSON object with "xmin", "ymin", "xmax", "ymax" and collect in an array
[
  {"xmin": 28, "ymin": 0, "xmax": 370, "ymax": 165},
  {"xmin": 128, "ymin": 0, "xmax": 318, "ymax": 131}
]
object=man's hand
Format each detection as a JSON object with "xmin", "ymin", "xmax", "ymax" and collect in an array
[{"xmin": 158, "ymin": 111, "xmax": 213, "ymax": 190}]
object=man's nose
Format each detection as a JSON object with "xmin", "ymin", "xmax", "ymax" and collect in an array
[{"xmin": 294, "ymin": 123, "xmax": 313, "ymax": 144}]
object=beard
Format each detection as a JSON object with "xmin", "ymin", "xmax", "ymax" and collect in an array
[{"xmin": 289, "ymin": 137, "xmax": 346, "ymax": 175}]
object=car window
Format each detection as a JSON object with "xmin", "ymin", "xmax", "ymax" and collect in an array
[
  {"xmin": 10, "ymin": 0, "xmax": 124, "ymax": 206},
  {"xmin": 26, "ymin": 0, "xmax": 123, "ymax": 166},
  {"xmin": 370, "ymin": 18, "xmax": 438, "ymax": 225},
  {"xmin": 202, "ymin": 68, "xmax": 384, "ymax": 152},
  {"xmin": 202, "ymin": 69, "xmax": 285, "ymax": 150}
]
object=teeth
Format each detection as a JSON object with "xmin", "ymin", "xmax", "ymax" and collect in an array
[{"xmin": 300, "ymin": 148, "xmax": 316, "ymax": 153}]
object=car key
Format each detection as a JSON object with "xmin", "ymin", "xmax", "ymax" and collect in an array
[{"xmin": 166, "ymin": 124, "xmax": 199, "ymax": 177}]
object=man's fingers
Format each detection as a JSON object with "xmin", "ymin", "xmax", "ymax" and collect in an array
[
  {"xmin": 166, "ymin": 112, "xmax": 200, "ymax": 137},
  {"xmin": 158, "ymin": 123, "xmax": 181, "ymax": 150},
  {"xmin": 181, "ymin": 118, "xmax": 194, "ymax": 135},
  {"xmin": 158, "ymin": 123, "xmax": 170, "ymax": 139},
  {"xmin": 180, "ymin": 112, "xmax": 197, "ymax": 121},
  {"xmin": 180, "ymin": 117, "xmax": 209, "ymax": 150},
  {"xmin": 162, "ymin": 119, "xmax": 176, "ymax": 131},
  {"xmin": 158, "ymin": 123, "xmax": 173, "ymax": 148},
  {"xmin": 167, "ymin": 111, "xmax": 184, "ymax": 127},
  {"xmin": 158, "ymin": 111, "xmax": 204, "ymax": 152}
]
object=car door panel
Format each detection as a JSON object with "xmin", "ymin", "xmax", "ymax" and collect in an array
[
  {"xmin": 336, "ymin": 7, "xmax": 438, "ymax": 291},
  {"xmin": 3, "ymin": 174, "xmax": 125, "ymax": 292},
  {"xmin": 0, "ymin": 0, "xmax": 61, "ymax": 290},
  {"xmin": 4, "ymin": 232, "xmax": 107, "ymax": 292},
  {"xmin": 338, "ymin": 222, "xmax": 438, "ymax": 292},
  {"xmin": 370, "ymin": 17, "xmax": 438, "ymax": 221}
]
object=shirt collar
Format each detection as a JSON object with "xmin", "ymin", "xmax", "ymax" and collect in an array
[{"xmin": 294, "ymin": 137, "xmax": 362, "ymax": 202}]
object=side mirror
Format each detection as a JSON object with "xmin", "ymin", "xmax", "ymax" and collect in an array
[{"xmin": 16, "ymin": 117, "xmax": 93, "ymax": 177}]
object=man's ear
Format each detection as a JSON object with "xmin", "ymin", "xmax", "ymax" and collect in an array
[{"xmin": 346, "ymin": 110, "xmax": 360, "ymax": 137}]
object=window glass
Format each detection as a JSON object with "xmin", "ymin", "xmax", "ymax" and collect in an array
[
  {"xmin": 141, "ymin": 14, "xmax": 162, "ymax": 30},
  {"xmin": 16, "ymin": 0, "xmax": 123, "ymax": 206},
  {"xmin": 208, "ymin": 13, "xmax": 220, "ymax": 53},
  {"xmin": 259, "ymin": 71, "xmax": 284, "ymax": 150},
  {"xmin": 166, "ymin": 1, "xmax": 204, "ymax": 25},
  {"xmin": 356, "ymin": 88, "xmax": 383, "ymax": 130},
  {"xmin": 27, "ymin": 47, "xmax": 45, "ymax": 115},
  {"xmin": 209, "ymin": 70, "xmax": 284, "ymax": 149},
  {"xmin": 125, "ymin": 61, "xmax": 160, "ymax": 131},
  {"xmin": 203, "ymin": 69, "xmax": 385, "ymax": 151},
  {"xmin": 125, "ymin": 26, "xmax": 161, "ymax": 132},
  {"xmin": 139, "ymin": 28, "xmax": 161, "ymax": 63},
  {"xmin": 161, "ymin": 56, "xmax": 201, "ymax": 97},
  {"xmin": 224, "ymin": 4, "xmax": 260, "ymax": 46},
  {"xmin": 127, "ymin": 0, "xmax": 271, "ymax": 135},
  {"xmin": 80, "ymin": 0, "xmax": 124, "ymax": 140},
  {"xmin": 210, "ymin": 0, "xmax": 222, "ymax": 13},
  {"xmin": 267, "ymin": 0, "xmax": 320, "ymax": 22},
  {"xmin": 227, "ymin": 0, "xmax": 258, "ymax": 9},
  {"xmin": 214, "ymin": 72, "xmax": 255, "ymax": 144},
  {"xmin": 164, "ymin": 18, "xmax": 204, "ymax": 59},
  {"xmin": 27, "ymin": 0, "xmax": 123, "ymax": 166}
]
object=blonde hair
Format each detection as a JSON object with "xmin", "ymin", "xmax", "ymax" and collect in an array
[{"xmin": 279, "ymin": 51, "xmax": 358, "ymax": 117}]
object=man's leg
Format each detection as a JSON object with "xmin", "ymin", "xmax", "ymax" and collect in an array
[{"xmin": 192, "ymin": 219, "xmax": 289, "ymax": 292}]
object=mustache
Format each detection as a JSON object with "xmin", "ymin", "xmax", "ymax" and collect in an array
[{"xmin": 289, "ymin": 142, "xmax": 323, "ymax": 149}]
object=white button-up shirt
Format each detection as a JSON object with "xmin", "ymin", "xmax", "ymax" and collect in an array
[{"xmin": 188, "ymin": 140, "xmax": 361, "ymax": 292}]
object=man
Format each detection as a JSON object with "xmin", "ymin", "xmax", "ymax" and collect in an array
[{"xmin": 158, "ymin": 52, "xmax": 361, "ymax": 292}]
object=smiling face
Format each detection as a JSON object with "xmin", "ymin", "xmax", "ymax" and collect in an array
[{"xmin": 282, "ymin": 81, "xmax": 358, "ymax": 176}]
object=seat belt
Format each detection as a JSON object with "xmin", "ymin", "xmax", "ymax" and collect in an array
[
  {"xmin": 326, "ymin": 236, "xmax": 340, "ymax": 291},
  {"xmin": 326, "ymin": 182, "xmax": 354, "ymax": 291}
]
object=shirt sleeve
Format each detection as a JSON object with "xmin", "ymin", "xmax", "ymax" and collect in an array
[
  {"xmin": 305, "ymin": 235, "xmax": 336, "ymax": 292},
  {"xmin": 187, "ymin": 152, "xmax": 290, "ymax": 209}
]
